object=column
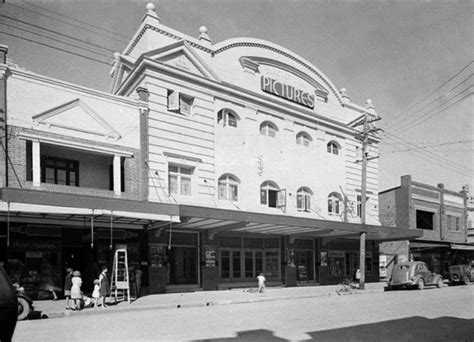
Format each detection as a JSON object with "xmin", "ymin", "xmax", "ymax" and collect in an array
[
  {"xmin": 113, "ymin": 155, "xmax": 121, "ymax": 195},
  {"xmin": 32, "ymin": 140, "xmax": 40, "ymax": 187}
]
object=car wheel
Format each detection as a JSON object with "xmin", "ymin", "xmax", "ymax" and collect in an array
[
  {"xmin": 463, "ymin": 276, "xmax": 470, "ymax": 286},
  {"xmin": 417, "ymin": 278, "xmax": 424, "ymax": 290},
  {"xmin": 436, "ymin": 278, "xmax": 443, "ymax": 288},
  {"xmin": 18, "ymin": 297, "xmax": 31, "ymax": 321}
]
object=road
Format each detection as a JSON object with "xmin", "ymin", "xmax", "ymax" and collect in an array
[{"xmin": 12, "ymin": 285, "xmax": 474, "ymax": 341}]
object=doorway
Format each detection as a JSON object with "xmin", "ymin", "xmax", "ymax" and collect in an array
[
  {"xmin": 167, "ymin": 247, "xmax": 198, "ymax": 285},
  {"xmin": 296, "ymin": 250, "xmax": 314, "ymax": 282}
]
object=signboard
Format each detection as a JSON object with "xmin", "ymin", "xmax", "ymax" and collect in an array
[
  {"xmin": 261, "ymin": 75, "xmax": 315, "ymax": 109},
  {"xmin": 379, "ymin": 255, "xmax": 387, "ymax": 278},
  {"xmin": 204, "ymin": 247, "xmax": 216, "ymax": 267}
]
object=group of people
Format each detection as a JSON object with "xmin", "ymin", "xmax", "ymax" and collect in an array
[{"xmin": 64, "ymin": 266, "xmax": 110, "ymax": 310}]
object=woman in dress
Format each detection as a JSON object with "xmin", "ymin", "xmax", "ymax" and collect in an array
[
  {"xmin": 99, "ymin": 266, "xmax": 109, "ymax": 308},
  {"xmin": 70, "ymin": 271, "xmax": 82, "ymax": 310}
]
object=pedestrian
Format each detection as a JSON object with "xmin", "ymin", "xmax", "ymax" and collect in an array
[
  {"xmin": 92, "ymin": 279, "xmax": 100, "ymax": 307},
  {"xmin": 99, "ymin": 266, "xmax": 110, "ymax": 308},
  {"xmin": 64, "ymin": 267, "xmax": 73, "ymax": 310},
  {"xmin": 70, "ymin": 270, "xmax": 82, "ymax": 310},
  {"xmin": 257, "ymin": 273, "xmax": 266, "ymax": 293},
  {"xmin": 135, "ymin": 268, "xmax": 143, "ymax": 298},
  {"xmin": 355, "ymin": 268, "xmax": 361, "ymax": 282}
]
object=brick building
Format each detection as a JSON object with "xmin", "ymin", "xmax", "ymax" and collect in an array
[
  {"xmin": 379, "ymin": 175, "xmax": 473, "ymax": 279},
  {"xmin": 0, "ymin": 4, "xmax": 419, "ymax": 297}
]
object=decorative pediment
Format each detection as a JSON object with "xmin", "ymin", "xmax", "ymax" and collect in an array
[
  {"xmin": 143, "ymin": 40, "xmax": 220, "ymax": 81},
  {"xmin": 32, "ymin": 99, "xmax": 121, "ymax": 140}
]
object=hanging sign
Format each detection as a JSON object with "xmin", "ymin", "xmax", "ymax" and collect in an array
[{"xmin": 261, "ymin": 75, "xmax": 315, "ymax": 109}]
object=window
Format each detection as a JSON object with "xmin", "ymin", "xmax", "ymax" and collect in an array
[
  {"xmin": 356, "ymin": 195, "xmax": 369, "ymax": 218},
  {"xmin": 217, "ymin": 109, "xmax": 238, "ymax": 127},
  {"xmin": 297, "ymin": 187, "xmax": 312, "ymax": 212},
  {"xmin": 327, "ymin": 141, "xmax": 339, "ymax": 155},
  {"xmin": 41, "ymin": 156, "xmax": 79, "ymax": 186},
  {"xmin": 168, "ymin": 90, "xmax": 193, "ymax": 115},
  {"xmin": 260, "ymin": 181, "xmax": 279, "ymax": 208},
  {"xmin": 416, "ymin": 210, "xmax": 434, "ymax": 230},
  {"xmin": 218, "ymin": 174, "xmax": 239, "ymax": 201},
  {"xmin": 448, "ymin": 215, "xmax": 461, "ymax": 231},
  {"xmin": 296, "ymin": 132, "xmax": 312, "ymax": 147},
  {"xmin": 259, "ymin": 121, "xmax": 278, "ymax": 138},
  {"xmin": 328, "ymin": 192, "xmax": 342, "ymax": 215},
  {"xmin": 168, "ymin": 165, "xmax": 193, "ymax": 196}
]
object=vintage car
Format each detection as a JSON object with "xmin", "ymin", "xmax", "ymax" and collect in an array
[
  {"xmin": 0, "ymin": 265, "xmax": 18, "ymax": 341},
  {"xmin": 385, "ymin": 261, "xmax": 443, "ymax": 290},
  {"xmin": 448, "ymin": 263, "xmax": 473, "ymax": 285}
]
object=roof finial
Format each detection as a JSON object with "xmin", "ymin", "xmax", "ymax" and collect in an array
[
  {"xmin": 198, "ymin": 26, "xmax": 212, "ymax": 45},
  {"xmin": 340, "ymin": 88, "xmax": 350, "ymax": 102},
  {"xmin": 145, "ymin": 3, "xmax": 160, "ymax": 22}
]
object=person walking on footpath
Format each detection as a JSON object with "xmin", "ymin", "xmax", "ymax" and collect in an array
[
  {"xmin": 70, "ymin": 271, "xmax": 82, "ymax": 310},
  {"xmin": 92, "ymin": 279, "xmax": 100, "ymax": 308},
  {"xmin": 64, "ymin": 267, "xmax": 73, "ymax": 310},
  {"xmin": 99, "ymin": 266, "xmax": 109, "ymax": 308},
  {"xmin": 257, "ymin": 273, "xmax": 266, "ymax": 293}
]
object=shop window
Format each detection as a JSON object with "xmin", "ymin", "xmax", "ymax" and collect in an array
[
  {"xmin": 416, "ymin": 210, "xmax": 434, "ymax": 230},
  {"xmin": 265, "ymin": 251, "xmax": 279, "ymax": 277},
  {"xmin": 221, "ymin": 251, "xmax": 230, "ymax": 278},
  {"xmin": 296, "ymin": 132, "xmax": 312, "ymax": 147},
  {"xmin": 259, "ymin": 121, "xmax": 278, "ymax": 138},
  {"xmin": 232, "ymin": 251, "xmax": 241, "ymax": 278},
  {"xmin": 217, "ymin": 109, "xmax": 238, "ymax": 127},
  {"xmin": 168, "ymin": 164, "xmax": 193, "ymax": 196},
  {"xmin": 218, "ymin": 174, "xmax": 239, "ymax": 201},
  {"xmin": 168, "ymin": 90, "xmax": 194, "ymax": 115},
  {"xmin": 297, "ymin": 187, "xmax": 312, "ymax": 212},
  {"xmin": 260, "ymin": 181, "xmax": 280, "ymax": 208},
  {"xmin": 327, "ymin": 141, "xmax": 340, "ymax": 155},
  {"xmin": 41, "ymin": 156, "xmax": 79, "ymax": 186},
  {"xmin": 328, "ymin": 192, "xmax": 342, "ymax": 215}
]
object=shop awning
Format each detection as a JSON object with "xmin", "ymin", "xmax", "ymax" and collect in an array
[
  {"xmin": 176, "ymin": 205, "xmax": 422, "ymax": 241},
  {"xmin": 0, "ymin": 188, "xmax": 180, "ymax": 229},
  {"xmin": 451, "ymin": 243, "xmax": 474, "ymax": 250}
]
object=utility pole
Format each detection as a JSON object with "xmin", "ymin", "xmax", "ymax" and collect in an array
[{"xmin": 356, "ymin": 100, "xmax": 381, "ymax": 290}]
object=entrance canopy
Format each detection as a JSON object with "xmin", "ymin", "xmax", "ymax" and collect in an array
[{"xmin": 177, "ymin": 205, "xmax": 422, "ymax": 241}]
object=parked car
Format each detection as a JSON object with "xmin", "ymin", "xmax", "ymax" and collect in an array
[
  {"xmin": 0, "ymin": 265, "xmax": 18, "ymax": 341},
  {"xmin": 448, "ymin": 263, "xmax": 473, "ymax": 285},
  {"xmin": 385, "ymin": 261, "xmax": 443, "ymax": 291}
]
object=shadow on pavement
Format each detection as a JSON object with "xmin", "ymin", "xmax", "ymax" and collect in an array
[{"xmin": 193, "ymin": 316, "xmax": 473, "ymax": 342}]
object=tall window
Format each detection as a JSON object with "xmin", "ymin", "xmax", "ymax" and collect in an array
[
  {"xmin": 328, "ymin": 192, "xmax": 342, "ymax": 215},
  {"xmin": 217, "ymin": 109, "xmax": 238, "ymax": 127},
  {"xmin": 168, "ymin": 90, "xmax": 194, "ymax": 115},
  {"xmin": 327, "ymin": 141, "xmax": 339, "ymax": 155},
  {"xmin": 447, "ymin": 215, "xmax": 461, "ymax": 231},
  {"xmin": 218, "ymin": 174, "xmax": 239, "ymax": 201},
  {"xmin": 297, "ymin": 187, "xmax": 312, "ymax": 212},
  {"xmin": 41, "ymin": 156, "xmax": 79, "ymax": 186},
  {"xmin": 259, "ymin": 121, "xmax": 278, "ymax": 138},
  {"xmin": 296, "ymin": 132, "xmax": 312, "ymax": 147},
  {"xmin": 168, "ymin": 165, "xmax": 193, "ymax": 196},
  {"xmin": 356, "ymin": 195, "xmax": 369, "ymax": 218},
  {"xmin": 260, "ymin": 181, "xmax": 279, "ymax": 208}
]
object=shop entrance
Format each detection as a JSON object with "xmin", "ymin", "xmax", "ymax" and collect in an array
[
  {"xmin": 296, "ymin": 250, "xmax": 314, "ymax": 281},
  {"xmin": 167, "ymin": 247, "xmax": 198, "ymax": 285}
]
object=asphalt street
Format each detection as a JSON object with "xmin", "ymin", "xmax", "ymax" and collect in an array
[{"xmin": 12, "ymin": 285, "xmax": 474, "ymax": 341}]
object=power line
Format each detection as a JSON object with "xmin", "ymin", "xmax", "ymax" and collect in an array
[
  {"xmin": 0, "ymin": 30, "xmax": 111, "ymax": 66},
  {"xmin": 0, "ymin": 22, "xmax": 111, "ymax": 58},
  {"xmin": 382, "ymin": 60, "xmax": 473, "ymax": 130},
  {"xmin": 0, "ymin": 15, "xmax": 115, "ymax": 54},
  {"xmin": 391, "ymin": 82, "xmax": 473, "ymax": 133},
  {"xmin": 12, "ymin": 2, "xmax": 130, "ymax": 43},
  {"xmin": 382, "ymin": 139, "xmax": 473, "ymax": 146}
]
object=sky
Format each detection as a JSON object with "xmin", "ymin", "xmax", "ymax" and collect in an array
[{"xmin": 1, "ymin": 0, "xmax": 473, "ymax": 194}]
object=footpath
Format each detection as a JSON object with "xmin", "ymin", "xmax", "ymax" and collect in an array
[{"xmin": 33, "ymin": 282, "xmax": 386, "ymax": 320}]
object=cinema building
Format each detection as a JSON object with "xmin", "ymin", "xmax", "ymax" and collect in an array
[{"xmin": 0, "ymin": 4, "xmax": 420, "ymax": 297}]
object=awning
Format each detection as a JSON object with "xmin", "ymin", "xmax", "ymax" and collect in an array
[
  {"xmin": 409, "ymin": 242, "xmax": 450, "ymax": 249},
  {"xmin": 177, "ymin": 205, "xmax": 422, "ymax": 241},
  {"xmin": 451, "ymin": 244, "xmax": 474, "ymax": 251}
]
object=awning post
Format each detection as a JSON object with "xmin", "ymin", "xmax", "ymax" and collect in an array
[
  {"xmin": 90, "ymin": 209, "xmax": 94, "ymax": 248},
  {"xmin": 6, "ymin": 201, "xmax": 10, "ymax": 247},
  {"xmin": 110, "ymin": 210, "xmax": 114, "ymax": 250}
]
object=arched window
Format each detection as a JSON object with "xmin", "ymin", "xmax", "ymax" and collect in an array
[
  {"xmin": 259, "ymin": 121, "xmax": 278, "ymax": 138},
  {"xmin": 328, "ymin": 192, "xmax": 342, "ymax": 215},
  {"xmin": 327, "ymin": 141, "xmax": 340, "ymax": 155},
  {"xmin": 296, "ymin": 132, "xmax": 312, "ymax": 147},
  {"xmin": 218, "ymin": 174, "xmax": 239, "ymax": 201},
  {"xmin": 217, "ymin": 109, "xmax": 238, "ymax": 127},
  {"xmin": 260, "ymin": 181, "xmax": 279, "ymax": 207},
  {"xmin": 297, "ymin": 187, "xmax": 313, "ymax": 212}
]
